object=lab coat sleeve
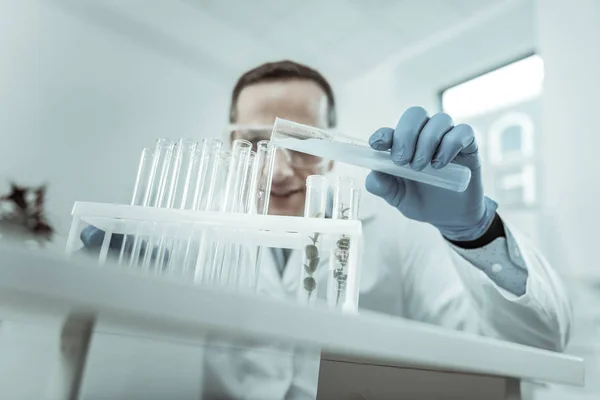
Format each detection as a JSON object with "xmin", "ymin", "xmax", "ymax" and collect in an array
[
  {"xmin": 448, "ymin": 224, "xmax": 529, "ymax": 297},
  {"xmin": 399, "ymin": 218, "xmax": 572, "ymax": 352}
]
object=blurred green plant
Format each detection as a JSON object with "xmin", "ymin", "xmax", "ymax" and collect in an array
[{"xmin": 303, "ymin": 212, "xmax": 322, "ymax": 301}]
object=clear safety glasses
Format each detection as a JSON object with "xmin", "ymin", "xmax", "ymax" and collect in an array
[{"xmin": 227, "ymin": 124, "xmax": 329, "ymax": 171}]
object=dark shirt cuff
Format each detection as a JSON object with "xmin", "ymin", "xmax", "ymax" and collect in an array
[{"xmin": 446, "ymin": 213, "xmax": 506, "ymax": 249}]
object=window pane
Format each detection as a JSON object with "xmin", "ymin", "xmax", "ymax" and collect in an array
[{"xmin": 441, "ymin": 55, "xmax": 544, "ymax": 120}]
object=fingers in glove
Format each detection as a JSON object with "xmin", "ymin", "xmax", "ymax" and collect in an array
[
  {"xmin": 369, "ymin": 127, "xmax": 395, "ymax": 150},
  {"xmin": 431, "ymin": 124, "xmax": 479, "ymax": 169},
  {"xmin": 365, "ymin": 171, "xmax": 406, "ymax": 208},
  {"xmin": 392, "ymin": 106, "xmax": 429, "ymax": 166},
  {"xmin": 411, "ymin": 112, "xmax": 454, "ymax": 171}
]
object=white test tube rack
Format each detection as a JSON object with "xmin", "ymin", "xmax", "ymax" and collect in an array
[{"xmin": 66, "ymin": 201, "xmax": 364, "ymax": 312}]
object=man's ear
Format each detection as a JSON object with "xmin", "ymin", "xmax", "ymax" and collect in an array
[{"xmin": 327, "ymin": 160, "xmax": 335, "ymax": 172}]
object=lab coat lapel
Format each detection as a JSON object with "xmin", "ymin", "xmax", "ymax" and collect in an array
[{"xmin": 257, "ymin": 247, "xmax": 288, "ymax": 298}]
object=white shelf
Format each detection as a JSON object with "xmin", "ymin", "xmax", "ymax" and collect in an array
[{"xmin": 0, "ymin": 243, "xmax": 585, "ymax": 387}]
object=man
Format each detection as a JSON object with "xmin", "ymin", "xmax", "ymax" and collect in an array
[
  {"xmin": 227, "ymin": 60, "xmax": 569, "ymax": 345},
  {"xmin": 82, "ymin": 60, "xmax": 571, "ymax": 398}
]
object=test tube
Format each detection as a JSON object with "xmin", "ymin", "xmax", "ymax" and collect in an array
[
  {"xmin": 244, "ymin": 140, "xmax": 276, "ymax": 291},
  {"xmin": 327, "ymin": 176, "xmax": 361, "ymax": 310},
  {"xmin": 297, "ymin": 175, "xmax": 328, "ymax": 306},
  {"xmin": 200, "ymin": 139, "xmax": 225, "ymax": 212},
  {"xmin": 220, "ymin": 139, "xmax": 253, "ymax": 213},
  {"xmin": 247, "ymin": 140, "xmax": 275, "ymax": 215},
  {"xmin": 165, "ymin": 140, "xmax": 208, "ymax": 276},
  {"xmin": 190, "ymin": 139, "xmax": 210, "ymax": 210},
  {"xmin": 173, "ymin": 139, "xmax": 209, "ymax": 276},
  {"xmin": 240, "ymin": 152, "xmax": 256, "ymax": 213},
  {"xmin": 117, "ymin": 147, "xmax": 155, "ymax": 266},
  {"xmin": 169, "ymin": 138, "xmax": 198, "ymax": 210},
  {"xmin": 183, "ymin": 140, "xmax": 223, "ymax": 280},
  {"xmin": 195, "ymin": 151, "xmax": 231, "ymax": 283},
  {"xmin": 148, "ymin": 138, "xmax": 177, "ymax": 208},
  {"xmin": 149, "ymin": 138, "xmax": 197, "ymax": 273},
  {"xmin": 129, "ymin": 138, "xmax": 175, "ymax": 267},
  {"xmin": 211, "ymin": 140, "xmax": 253, "ymax": 285},
  {"xmin": 271, "ymin": 117, "xmax": 471, "ymax": 193},
  {"xmin": 227, "ymin": 151, "xmax": 256, "ymax": 289}
]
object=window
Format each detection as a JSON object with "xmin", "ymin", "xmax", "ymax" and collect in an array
[
  {"xmin": 440, "ymin": 54, "xmax": 543, "ymax": 211},
  {"xmin": 441, "ymin": 54, "xmax": 544, "ymax": 120}
]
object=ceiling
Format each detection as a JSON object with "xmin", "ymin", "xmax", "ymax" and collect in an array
[
  {"xmin": 394, "ymin": 0, "xmax": 535, "ymax": 91},
  {"xmin": 51, "ymin": 0, "xmax": 506, "ymax": 87}
]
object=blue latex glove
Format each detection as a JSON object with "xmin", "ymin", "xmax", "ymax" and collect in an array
[{"xmin": 365, "ymin": 106, "xmax": 497, "ymax": 241}]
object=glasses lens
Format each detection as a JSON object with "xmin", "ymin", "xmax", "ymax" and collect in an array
[{"xmin": 287, "ymin": 149, "xmax": 325, "ymax": 169}]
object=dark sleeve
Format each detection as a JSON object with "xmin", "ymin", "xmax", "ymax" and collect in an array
[{"xmin": 445, "ymin": 213, "xmax": 506, "ymax": 249}]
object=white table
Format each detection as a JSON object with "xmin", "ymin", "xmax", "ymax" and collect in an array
[{"xmin": 0, "ymin": 245, "xmax": 585, "ymax": 399}]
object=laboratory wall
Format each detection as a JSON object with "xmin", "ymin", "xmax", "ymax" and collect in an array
[
  {"xmin": 337, "ymin": 0, "xmax": 536, "ymax": 135},
  {"xmin": 0, "ymin": 0, "xmax": 230, "ymax": 237}
]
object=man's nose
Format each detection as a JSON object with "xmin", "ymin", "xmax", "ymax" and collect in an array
[{"xmin": 271, "ymin": 150, "xmax": 294, "ymax": 183}]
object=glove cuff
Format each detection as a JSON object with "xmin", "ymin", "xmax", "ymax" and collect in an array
[{"xmin": 439, "ymin": 197, "xmax": 498, "ymax": 242}]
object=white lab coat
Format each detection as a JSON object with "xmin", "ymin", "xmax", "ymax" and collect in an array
[{"xmin": 203, "ymin": 193, "xmax": 572, "ymax": 399}]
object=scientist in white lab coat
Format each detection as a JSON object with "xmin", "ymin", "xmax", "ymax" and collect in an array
[
  {"xmin": 199, "ymin": 59, "xmax": 573, "ymax": 397},
  {"xmin": 226, "ymin": 59, "xmax": 570, "ymax": 346}
]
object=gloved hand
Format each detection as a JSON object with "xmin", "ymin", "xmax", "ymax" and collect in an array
[{"xmin": 365, "ymin": 106, "xmax": 497, "ymax": 242}]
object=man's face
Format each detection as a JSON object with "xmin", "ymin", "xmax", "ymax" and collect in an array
[{"xmin": 233, "ymin": 79, "xmax": 332, "ymax": 217}]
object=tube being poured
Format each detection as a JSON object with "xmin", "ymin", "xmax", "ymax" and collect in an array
[{"xmin": 270, "ymin": 118, "xmax": 471, "ymax": 193}]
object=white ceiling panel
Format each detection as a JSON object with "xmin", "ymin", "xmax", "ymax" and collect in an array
[
  {"xmin": 51, "ymin": 0, "xmax": 513, "ymax": 87},
  {"xmin": 395, "ymin": 0, "xmax": 535, "ymax": 90}
]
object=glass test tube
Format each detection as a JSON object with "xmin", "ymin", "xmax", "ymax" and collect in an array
[
  {"xmin": 129, "ymin": 138, "xmax": 175, "ymax": 267},
  {"xmin": 118, "ymin": 147, "xmax": 155, "ymax": 266},
  {"xmin": 168, "ymin": 139, "xmax": 208, "ymax": 276},
  {"xmin": 144, "ymin": 138, "xmax": 198, "ymax": 272},
  {"xmin": 227, "ymin": 151, "xmax": 256, "ymax": 289},
  {"xmin": 271, "ymin": 117, "xmax": 471, "ymax": 193},
  {"xmin": 172, "ymin": 139, "xmax": 208, "ymax": 276},
  {"xmin": 245, "ymin": 140, "xmax": 276, "ymax": 291},
  {"xmin": 297, "ymin": 175, "xmax": 328, "ymax": 306},
  {"xmin": 187, "ymin": 139, "xmax": 224, "ymax": 281},
  {"xmin": 327, "ymin": 176, "xmax": 361, "ymax": 310},
  {"xmin": 149, "ymin": 139, "xmax": 177, "ymax": 208},
  {"xmin": 247, "ymin": 140, "xmax": 275, "ymax": 215},
  {"xmin": 169, "ymin": 138, "xmax": 198, "ymax": 210},
  {"xmin": 211, "ymin": 140, "xmax": 253, "ymax": 285},
  {"xmin": 190, "ymin": 139, "xmax": 210, "ymax": 210},
  {"xmin": 220, "ymin": 139, "xmax": 253, "ymax": 213},
  {"xmin": 241, "ymin": 152, "xmax": 256, "ymax": 213},
  {"xmin": 196, "ymin": 150, "xmax": 231, "ymax": 283},
  {"xmin": 200, "ymin": 139, "xmax": 226, "ymax": 212}
]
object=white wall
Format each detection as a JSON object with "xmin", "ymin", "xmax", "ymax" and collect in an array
[
  {"xmin": 0, "ymin": 0, "xmax": 230, "ymax": 236},
  {"xmin": 338, "ymin": 0, "xmax": 536, "ymax": 137},
  {"xmin": 536, "ymin": 0, "xmax": 600, "ymax": 280},
  {"xmin": 535, "ymin": 5, "xmax": 600, "ymax": 394}
]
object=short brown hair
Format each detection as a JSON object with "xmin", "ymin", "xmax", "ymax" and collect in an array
[{"xmin": 229, "ymin": 60, "xmax": 337, "ymax": 127}]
